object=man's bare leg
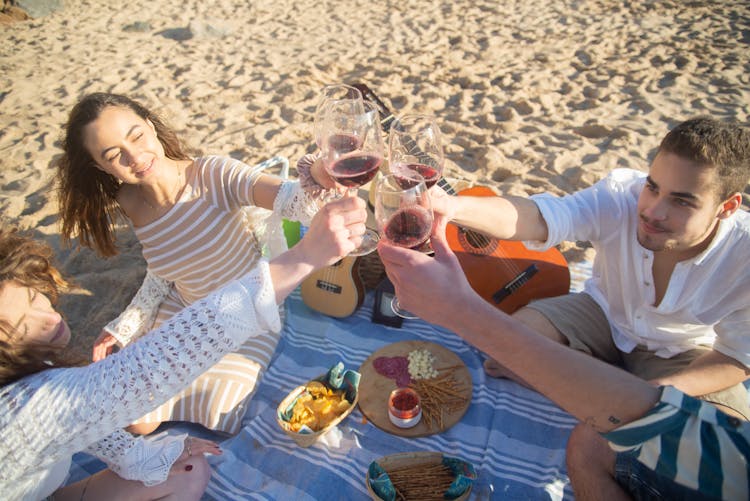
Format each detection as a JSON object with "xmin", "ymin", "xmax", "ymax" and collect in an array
[{"xmin": 566, "ymin": 423, "xmax": 631, "ymax": 501}]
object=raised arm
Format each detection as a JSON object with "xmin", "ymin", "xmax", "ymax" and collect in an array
[
  {"xmin": 244, "ymin": 154, "xmax": 333, "ymax": 220},
  {"xmin": 378, "ymin": 215, "xmax": 660, "ymax": 432},
  {"xmin": 429, "ymin": 186, "xmax": 549, "ymax": 242},
  {"xmin": 1, "ymin": 196, "xmax": 367, "ymax": 487}
]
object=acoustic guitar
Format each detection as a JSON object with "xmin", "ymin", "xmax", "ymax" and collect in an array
[{"xmin": 440, "ymin": 181, "xmax": 571, "ymax": 313}]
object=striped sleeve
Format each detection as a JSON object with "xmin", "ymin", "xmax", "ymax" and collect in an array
[
  {"xmin": 603, "ymin": 386, "xmax": 750, "ymax": 499},
  {"xmin": 201, "ymin": 156, "xmax": 265, "ymax": 209}
]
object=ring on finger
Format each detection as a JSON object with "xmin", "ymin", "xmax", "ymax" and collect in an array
[{"xmin": 187, "ymin": 437, "xmax": 192, "ymax": 456}]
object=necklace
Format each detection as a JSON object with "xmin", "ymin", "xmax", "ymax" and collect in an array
[{"xmin": 140, "ymin": 168, "xmax": 183, "ymax": 211}]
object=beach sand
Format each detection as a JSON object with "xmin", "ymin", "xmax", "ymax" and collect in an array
[{"xmin": 1, "ymin": 0, "xmax": 749, "ymax": 355}]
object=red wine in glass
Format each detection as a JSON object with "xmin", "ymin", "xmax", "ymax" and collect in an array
[
  {"xmin": 384, "ymin": 206, "xmax": 432, "ymax": 250},
  {"xmin": 329, "ymin": 153, "xmax": 382, "ymax": 188}
]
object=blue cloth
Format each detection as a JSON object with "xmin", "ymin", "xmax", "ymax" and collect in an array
[
  {"xmin": 614, "ymin": 450, "xmax": 721, "ymax": 501},
  {"xmin": 604, "ymin": 386, "xmax": 750, "ymax": 500},
  {"xmin": 69, "ymin": 289, "xmax": 576, "ymax": 499},
  {"xmin": 202, "ymin": 290, "xmax": 576, "ymax": 500}
]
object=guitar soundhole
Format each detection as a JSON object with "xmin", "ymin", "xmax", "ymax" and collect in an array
[{"xmin": 458, "ymin": 228, "xmax": 498, "ymax": 256}]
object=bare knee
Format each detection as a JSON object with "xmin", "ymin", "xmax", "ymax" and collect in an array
[
  {"xmin": 566, "ymin": 423, "xmax": 615, "ymax": 475},
  {"xmin": 175, "ymin": 455, "xmax": 211, "ymax": 500},
  {"xmin": 512, "ymin": 306, "xmax": 568, "ymax": 345},
  {"xmin": 126, "ymin": 421, "xmax": 161, "ymax": 435},
  {"xmin": 566, "ymin": 423, "xmax": 631, "ymax": 500}
]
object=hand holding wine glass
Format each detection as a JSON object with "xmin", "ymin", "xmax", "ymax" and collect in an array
[
  {"xmin": 388, "ymin": 114, "xmax": 444, "ymax": 189},
  {"xmin": 374, "ymin": 172, "xmax": 434, "ymax": 318},
  {"xmin": 319, "ymin": 99, "xmax": 384, "ymax": 255}
]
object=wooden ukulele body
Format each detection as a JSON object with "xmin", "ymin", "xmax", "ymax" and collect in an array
[{"xmin": 300, "ymin": 256, "xmax": 365, "ymax": 318}]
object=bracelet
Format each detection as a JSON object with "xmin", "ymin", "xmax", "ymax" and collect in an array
[{"xmin": 296, "ymin": 153, "xmax": 327, "ymax": 197}]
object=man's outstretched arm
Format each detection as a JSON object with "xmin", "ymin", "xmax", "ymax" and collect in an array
[{"xmin": 378, "ymin": 215, "xmax": 660, "ymax": 432}]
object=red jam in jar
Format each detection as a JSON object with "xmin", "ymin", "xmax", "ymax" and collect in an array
[{"xmin": 388, "ymin": 388, "xmax": 422, "ymax": 428}]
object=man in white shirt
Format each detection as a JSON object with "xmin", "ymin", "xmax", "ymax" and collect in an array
[
  {"xmin": 378, "ymin": 116, "xmax": 750, "ymax": 498},
  {"xmin": 378, "ymin": 217, "xmax": 750, "ymax": 500}
]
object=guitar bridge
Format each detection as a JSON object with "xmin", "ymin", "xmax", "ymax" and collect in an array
[
  {"xmin": 492, "ymin": 264, "xmax": 539, "ymax": 303},
  {"xmin": 315, "ymin": 280, "xmax": 342, "ymax": 294}
]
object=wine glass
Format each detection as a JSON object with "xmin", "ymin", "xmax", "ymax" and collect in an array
[
  {"xmin": 374, "ymin": 172, "xmax": 433, "ymax": 319},
  {"xmin": 313, "ymin": 84, "xmax": 364, "ymax": 150},
  {"xmin": 320, "ymin": 100, "xmax": 384, "ymax": 256},
  {"xmin": 388, "ymin": 114, "xmax": 444, "ymax": 189}
]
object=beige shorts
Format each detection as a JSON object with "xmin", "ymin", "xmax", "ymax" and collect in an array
[{"xmin": 526, "ymin": 292, "xmax": 750, "ymax": 420}]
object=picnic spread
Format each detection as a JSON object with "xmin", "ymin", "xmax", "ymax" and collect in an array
[{"xmin": 203, "ymin": 288, "xmax": 576, "ymax": 499}]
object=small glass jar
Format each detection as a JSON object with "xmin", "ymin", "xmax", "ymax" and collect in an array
[{"xmin": 388, "ymin": 387, "xmax": 422, "ymax": 428}]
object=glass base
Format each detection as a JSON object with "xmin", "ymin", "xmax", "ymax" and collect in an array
[
  {"xmin": 391, "ymin": 296, "xmax": 419, "ymax": 319},
  {"xmin": 348, "ymin": 228, "xmax": 379, "ymax": 256}
]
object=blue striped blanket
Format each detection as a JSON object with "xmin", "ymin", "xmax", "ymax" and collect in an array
[
  {"xmin": 202, "ymin": 289, "xmax": 577, "ymax": 500},
  {"xmin": 71, "ymin": 261, "xmax": 598, "ymax": 499}
]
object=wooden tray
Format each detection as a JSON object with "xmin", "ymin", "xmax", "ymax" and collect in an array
[{"xmin": 358, "ymin": 340, "xmax": 472, "ymax": 437}]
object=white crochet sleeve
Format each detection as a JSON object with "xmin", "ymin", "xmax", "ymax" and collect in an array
[
  {"xmin": 103, "ymin": 270, "xmax": 173, "ymax": 347},
  {"xmin": 252, "ymin": 179, "xmax": 321, "ymax": 259},
  {"xmin": 274, "ymin": 180, "xmax": 320, "ymax": 226},
  {"xmin": 84, "ymin": 430, "xmax": 186, "ymax": 486},
  {"xmin": 249, "ymin": 154, "xmax": 329, "ymax": 258},
  {"xmin": 0, "ymin": 261, "xmax": 279, "ymax": 493}
]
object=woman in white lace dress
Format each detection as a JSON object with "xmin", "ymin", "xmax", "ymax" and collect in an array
[
  {"xmin": 57, "ymin": 93, "xmax": 332, "ymax": 435},
  {"xmin": 0, "ymin": 200, "xmax": 365, "ymax": 500}
]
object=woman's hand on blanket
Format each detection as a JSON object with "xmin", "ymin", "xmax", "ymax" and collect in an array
[
  {"xmin": 92, "ymin": 330, "xmax": 120, "ymax": 362},
  {"xmin": 298, "ymin": 195, "xmax": 368, "ymax": 267},
  {"xmin": 176, "ymin": 436, "xmax": 222, "ymax": 462}
]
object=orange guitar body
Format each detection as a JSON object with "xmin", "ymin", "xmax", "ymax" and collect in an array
[{"xmin": 445, "ymin": 186, "xmax": 571, "ymax": 314}]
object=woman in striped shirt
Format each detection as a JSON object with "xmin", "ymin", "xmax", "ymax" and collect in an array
[{"xmin": 57, "ymin": 92, "xmax": 340, "ymax": 435}]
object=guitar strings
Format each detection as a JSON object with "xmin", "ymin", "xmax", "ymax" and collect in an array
[{"xmin": 442, "ymin": 178, "xmax": 525, "ymax": 278}]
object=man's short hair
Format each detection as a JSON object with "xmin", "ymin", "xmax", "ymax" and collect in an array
[{"xmin": 658, "ymin": 117, "xmax": 750, "ymax": 201}]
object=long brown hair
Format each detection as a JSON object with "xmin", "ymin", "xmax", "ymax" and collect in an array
[
  {"xmin": 57, "ymin": 93, "xmax": 191, "ymax": 257},
  {"xmin": 658, "ymin": 117, "xmax": 750, "ymax": 202},
  {"xmin": 0, "ymin": 227, "xmax": 82, "ymax": 387}
]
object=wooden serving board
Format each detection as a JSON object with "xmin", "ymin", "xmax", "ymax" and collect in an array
[{"xmin": 358, "ymin": 340, "xmax": 472, "ymax": 437}]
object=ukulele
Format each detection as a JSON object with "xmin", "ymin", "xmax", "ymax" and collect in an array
[
  {"xmin": 356, "ymin": 82, "xmax": 571, "ymax": 313},
  {"xmin": 300, "ymin": 255, "xmax": 365, "ymax": 318},
  {"xmin": 300, "ymin": 83, "xmax": 394, "ymax": 317}
]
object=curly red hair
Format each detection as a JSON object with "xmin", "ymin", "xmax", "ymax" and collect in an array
[{"xmin": 0, "ymin": 227, "xmax": 83, "ymax": 386}]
